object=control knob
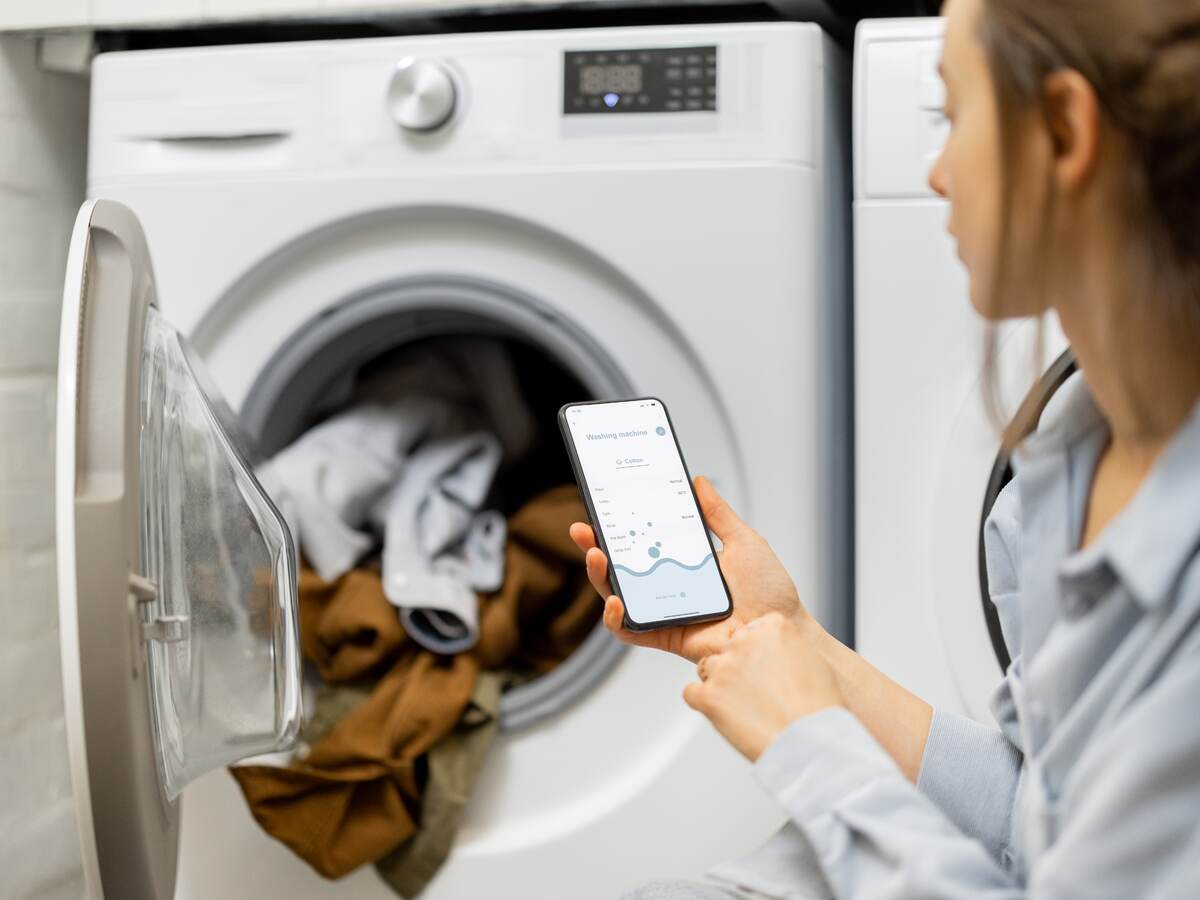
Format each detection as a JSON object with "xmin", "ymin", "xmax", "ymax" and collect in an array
[{"xmin": 387, "ymin": 58, "xmax": 457, "ymax": 132}]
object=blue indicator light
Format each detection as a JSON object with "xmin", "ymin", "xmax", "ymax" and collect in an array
[{"xmin": 603, "ymin": 92, "xmax": 620, "ymax": 108}]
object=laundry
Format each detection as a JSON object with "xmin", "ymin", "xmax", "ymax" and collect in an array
[
  {"xmin": 375, "ymin": 670, "xmax": 504, "ymax": 898},
  {"xmin": 259, "ymin": 338, "xmax": 536, "ymax": 653},
  {"xmin": 376, "ymin": 431, "xmax": 506, "ymax": 655},
  {"xmin": 231, "ymin": 651, "xmax": 479, "ymax": 880},
  {"xmin": 296, "ymin": 564, "xmax": 408, "ymax": 682},
  {"xmin": 470, "ymin": 484, "xmax": 602, "ymax": 674},
  {"xmin": 230, "ymin": 485, "xmax": 601, "ymax": 891}
]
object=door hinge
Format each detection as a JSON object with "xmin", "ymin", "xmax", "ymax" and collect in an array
[
  {"xmin": 142, "ymin": 615, "xmax": 191, "ymax": 644},
  {"xmin": 128, "ymin": 573, "xmax": 190, "ymax": 644}
]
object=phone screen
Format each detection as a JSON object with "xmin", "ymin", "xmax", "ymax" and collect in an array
[{"xmin": 560, "ymin": 399, "xmax": 732, "ymax": 628}]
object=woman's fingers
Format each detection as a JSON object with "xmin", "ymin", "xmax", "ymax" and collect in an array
[
  {"xmin": 585, "ymin": 547, "xmax": 613, "ymax": 597},
  {"xmin": 682, "ymin": 681, "xmax": 710, "ymax": 713},
  {"xmin": 602, "ymin": 595, "xmax": 660, "ymax": 651},
  {"xmin": 569, "ymin": 521, "xmax": 598, "ymax": 553},
  {"xmin": 693, "ymin": 476, "xmax": 746, "ymax": 543}
]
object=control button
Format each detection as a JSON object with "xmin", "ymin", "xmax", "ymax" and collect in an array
[
  {"xmin": 387, "ymin": 57, "xmax": 458, "ymax": 132},
  {"xmin": 638, "ymin": 94, "xmax": 650, "ymax": 105},
  {"xmin": 666, "ymin": 54, "xmax": 684, "ymax": 66},
  {"xmin": 705, "ymin": 66, "xmax": 717, "ymax": 78},
  {"xmin": 706, "ymin": 85, "xmax": 716, "ymax": 97},
  {"xmin": 685, "ymin": 99, "xmax": 702, "ymax": 110},
  {"xmin": 685, "ymin": 67, "xmax": 702, "ymax": 79},
  {"xmin": 616, "ymin": 52, "xmax": 630, "ymax": 63},
  {"xmin": 705, "ymin": 52, "xmax": 717, "ymax": 64},
  {"xmin": 573, "ymin": 96, "xmax": 585, "ymax": 108},
  {"xmin": 668, "ymin": 86, "xmax": 683, "ymax": 98},
  {"xmin": 685, "ymin": 53, "xmax": 702, "ymax": 65},
  {"xmin": 704, "ymin": 99, "xmax": 716, "ymax": 110},
  {"xmin": 687, "ymin": 85, "xmax": 703, "ymax": 97},
  {"xmin": 639, "ymin": 52, "xmax": 653, "ymax": 63},
  {"xmin": 589, "ymin": 97, "xmax": 601, "ymax": 108},
  {"xmin": 594, "ymin": 53, "xmax": 608, "ymax": 63},
  {"xmin": 666, "ymin": 67, "xmax": 683, "ymax": 80},
  {"xmin": 666, "ymin": 99, "xmax": 683, "ymax": 111}
]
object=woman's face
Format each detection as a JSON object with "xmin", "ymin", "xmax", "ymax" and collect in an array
[{"xmin": 929, "ymin": 0, "xmax": 1040, "ymax": 320}]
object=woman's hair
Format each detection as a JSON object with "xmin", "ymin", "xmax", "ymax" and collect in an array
[{"xmin": 976, "ymin": 0, "xmax": 1200, "ymax": 447}]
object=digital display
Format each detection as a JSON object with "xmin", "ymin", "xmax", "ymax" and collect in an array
[
  {"xmin": 579, "ymin": 64, "xmax": 644, "ymax": 95},
  {"xmin": 564, "ymin": 46, "xmax": 717, "ymax": 115},
  {"xmin": 563, "ymin": 400, "xmax": 730, "ymax": 625}
]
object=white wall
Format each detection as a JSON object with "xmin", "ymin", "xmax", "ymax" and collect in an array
[
  {"xmin": 2, "ymin": 0, "xmax": 581, "ymax": 32},
  {"xmin": 0, "ymin": 34, "xmax": 88, "ymax": 900}
]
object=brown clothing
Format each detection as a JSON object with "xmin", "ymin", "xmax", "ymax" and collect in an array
[
  {"xmin": 375, "ymin": 669, "xmax": 504, "ymax": 897},
  {"xmin": 231, "ymin": 485, "xmax": 598, "ymax": 883},
  {"xmin": 297, "ymin": 565, "xmax": 409, "ymax": 682}
]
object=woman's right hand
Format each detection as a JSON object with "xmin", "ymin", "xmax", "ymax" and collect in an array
[{"xmin": 568, "ymin": 475, "xmax": 813, "ymax": 664}]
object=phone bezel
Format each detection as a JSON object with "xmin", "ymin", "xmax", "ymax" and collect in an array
[{"xmin": 557, "ymin": 396, "xmax": 734, "ymax": 632}]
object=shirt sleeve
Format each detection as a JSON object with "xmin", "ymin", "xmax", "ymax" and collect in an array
[
  {"xmin": 915, "ymin": 709, "xmax": 1023, "ymax": 867},
  {"xmin": 755, "ymin": 707, "xmax": 1023, "ymax": 899},
  {"xmin": 756, "ymin": 648, "xmax": 1200, "ymax": 900}
]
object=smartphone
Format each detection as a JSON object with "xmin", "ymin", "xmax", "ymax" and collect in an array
[{"xmin": 558, "ymin": 397, "xmax": 734, "ymax": 632}]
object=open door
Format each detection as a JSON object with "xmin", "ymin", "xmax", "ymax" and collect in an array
[{"xmin": 55, "ymin": 200, "xmax": 303, "ymax": 899}]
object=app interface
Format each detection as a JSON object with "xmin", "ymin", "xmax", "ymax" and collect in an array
[{"xmin": 564, "ymin": 400, "xmax": 729, "ymax": 624}]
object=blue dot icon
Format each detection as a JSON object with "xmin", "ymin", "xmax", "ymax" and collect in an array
[
  {"xmin": 648, "ymin": 546, "xmax": 661, "ymax": 558},
  {"xmin": 656, "ymin": 426, "xmax": 666, "ymax": 436},
  {"xmin": 603, "ymin": 92, "xmax": 620, "ymax": 108}
]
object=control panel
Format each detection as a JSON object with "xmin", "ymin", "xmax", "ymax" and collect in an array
[{"xmin": 563, "ymin": 46, "xmax": 717, "ymax": 115}]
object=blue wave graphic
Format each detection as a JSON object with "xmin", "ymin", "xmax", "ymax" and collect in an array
[{"xmin": 613, "ymin": 553, "xmax": 715, "ymax": 578}]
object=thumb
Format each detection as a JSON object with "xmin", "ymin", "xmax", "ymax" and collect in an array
[{"xmin": 693, "ymin": 475, "xmax": 745, "ymax": 542}]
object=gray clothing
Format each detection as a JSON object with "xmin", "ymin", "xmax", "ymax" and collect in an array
[
  {"xmin": 372, "ymin": 430, "xmax": 506, "ymax": 655},
  {"xmin": 724, "ymin": 374, "xmax": 1200, "ymax": 899},
  {"xmin": 259, "ymin": 339, "xmax": 534, "ymax": 653}
]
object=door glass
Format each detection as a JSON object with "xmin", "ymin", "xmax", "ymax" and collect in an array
[{"xmin": 139, "ymin": 306, "xmax": 302, "ymax": 799}]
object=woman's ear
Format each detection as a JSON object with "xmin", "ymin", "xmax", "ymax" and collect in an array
[{"xmin": 1042, "ymin": 68, "xmax": 1103, "ymax": 195}]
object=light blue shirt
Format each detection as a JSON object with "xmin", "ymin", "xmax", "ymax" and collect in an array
[{"xmin": 717, "ymin": 374, "xmax": 1200, "ymax": 899}]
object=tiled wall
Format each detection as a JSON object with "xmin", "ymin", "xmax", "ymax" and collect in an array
[{"xmin": 0, "ymin": 35, "xmax": 88, "ymax": 900}]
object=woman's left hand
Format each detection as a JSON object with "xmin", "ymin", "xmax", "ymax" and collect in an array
[{"xmin": 684, "ymin": 612, "xmax": 845, "ymax": 762}]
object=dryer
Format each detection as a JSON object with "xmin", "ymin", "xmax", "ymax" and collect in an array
[
  {"xmin": 55, "ymin": 22, "xmax": 852, "ymax": 899},
  {"xmin": 853, "ymin": 17, "xmax": 1068, "ymax": 721}
]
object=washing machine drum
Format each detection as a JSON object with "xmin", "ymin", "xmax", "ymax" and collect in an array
[{"xmin": 238, "ymin": 274, "xmax": 633, "ymax": 731}]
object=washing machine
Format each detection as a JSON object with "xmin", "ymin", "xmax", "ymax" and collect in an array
[
  {"xmin": 853, "ymin": 17, "xmax": 1069, "ymax": 721},
  {"xmin": 54, "ymin": 21, "xmax": 852, "ymax": 899}
]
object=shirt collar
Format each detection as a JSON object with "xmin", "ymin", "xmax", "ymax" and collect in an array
[{"xmin": 1046, "ymin": 378, "xmax": 1200, "ymax": 611}]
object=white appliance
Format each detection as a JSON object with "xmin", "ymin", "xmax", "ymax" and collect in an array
[
  {"xmin": 853, "ymin": 17, "xmax": 1068, "ymax": 721},
  {"xmin": 55, "ymin": 22, "xmax": 852, "ymax": 899}
]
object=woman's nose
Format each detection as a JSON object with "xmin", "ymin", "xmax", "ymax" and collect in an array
[{"xmin": 928, "ymin": 151, "xmax": 949, "ymax": 198}]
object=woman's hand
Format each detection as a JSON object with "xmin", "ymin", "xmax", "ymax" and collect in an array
[
  {"xmin": 568, "ymin": 476, "xmax": 810, "ymax": 663},
  {"xmin": 685, "ymin": 612, "xmax": 843, "ymax": 762}
]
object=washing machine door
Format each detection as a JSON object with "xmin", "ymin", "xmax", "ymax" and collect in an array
[{"xmin": 54, "ymin": 199, "xmax": 304, "ymax": 900}]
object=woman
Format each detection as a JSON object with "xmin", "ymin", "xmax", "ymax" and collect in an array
[{"xmin": 569, "ymin": 0, "xmax": 1200, "ymax": 896}]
